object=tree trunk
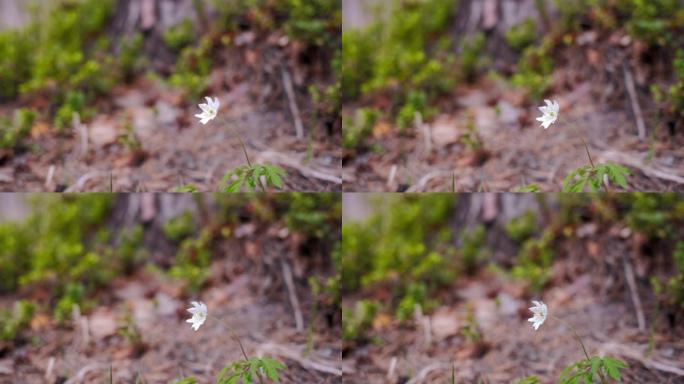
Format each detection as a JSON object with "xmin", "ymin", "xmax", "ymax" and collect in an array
[
  {"xmin": 454, "ymin": 0, "xmax": 550, "ymax": 70},
  {"xmin": 451, "ymin": 193, "xmax": 554, "ymax": 265},
  {"xmin": 110, "ymin": 0, "xmax": 203, "ymax": 64}
]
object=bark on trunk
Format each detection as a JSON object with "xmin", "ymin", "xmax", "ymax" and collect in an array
[
  {"xmin": 451, "ymin": 193, "xmax": 555, "ymax": 265},
  {"xmin": 453, "ymin": 0, "xmax": 550, "ymax": 70}
]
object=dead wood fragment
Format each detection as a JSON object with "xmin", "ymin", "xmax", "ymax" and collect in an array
[
  {"xmin": 623, "ymin": 63, "xmax": 647, "ymax": 140},
  {"xmin": 256, "ymin": 342, "xmax": 347, "ymax": 376},
  {"xmin": 281, "ymin": 256, "xmax": 304, "ymax": 331},
  {"xmin": 255, "ymin": 150, "xmax": 341, "ymax": 185},
  {"xmin": 600, "ymin": 342, "xmax": 684, "ymax": 376},
  {"xmin": 623, "ymin": 254, "xmax": 646, "ymax": 331},
  {"xmin": 281, "ymin": 68, "xmax": 304, "ymax": 140},
  {"xmin": 598, "ymin": 150, "xmax": 684, "ymax": 185}
]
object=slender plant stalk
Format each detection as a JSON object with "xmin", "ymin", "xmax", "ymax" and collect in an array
[
  {"xmin": 221, "ymin": 117, "xmax": 267, "ymax": 192},
  {"xmin": 552, "ymin": 315, "xmax": 607, "ymax": 384},
  {"xmin": 565, "ymin": 120, "xmax": 610, "ymax": 192},
  {"xmin": 211, "ymin": 315, "xmax": 266, "ymax": 384}
]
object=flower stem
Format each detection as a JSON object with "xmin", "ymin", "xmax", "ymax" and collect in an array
[
  {"xmin": 551, "ymin": 315, "xmax": 607, "ymax": 384},
  {"xmin": 221, "ymin": 118, "xmax": 267, "ymax": 192},
  {"xmin": 565, "ymin": 121, "xmax": 610, "ymax": 192},
  {"xmin": 211, "ymin": 315, "xmax": 266, "ymax": 384}
]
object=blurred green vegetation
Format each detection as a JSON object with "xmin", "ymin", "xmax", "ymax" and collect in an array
[
  {"xmin": 0, "ymin": 193, "xmax": 340, "ymax": 342},
  {"xmin": 0, "ymin": 0, "xmax": 340, "ymax": 149},
  {"xmin": 342, "ymin": 0, "xmax": 684, "ymax": 151},
  {"xmin": 342, "ymin": 194, "xmax": 684, "ymax": 342}
]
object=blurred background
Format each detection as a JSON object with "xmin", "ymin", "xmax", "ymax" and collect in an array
[
  {"xmin": 0, "ymin": 0, "xmax": 341, "ymax": 192},
  {"xmin": 0, "ymin": 193, "xmax": 341, "ymax": 383},
  {"xmin": 342, "ymin": 193, "xmax": 684, "ymax": 382},
  {"xmin": 342, "ymin": 0, "xmax": 684, "ymax": 192}
]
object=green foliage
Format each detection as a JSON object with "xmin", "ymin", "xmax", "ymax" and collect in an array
[
  {"xmin": 511, "ymin": 38, "xmax": 554, "ymax": 100},
  {"xmin": 220, "ymin": 164, "xmax": 286, "ymax": 192},
  {"xmin": 511, "ymin": 230, "xmax": 554, "ymax": 293},
  {"xmin": 0, "ymin": 300, "xmax": 35, "ymax": 342},
  {"xmin": 505, "ymin": 211, "xmax": 538, "ymax": 243},
  {"xmin": 516, "ymin": 376, "xmax": 540, "ymax": 384},
  {"xmin": 459, "ymin": 32, "xmax": 489, "ymax": 81},
  {"xmin": 562, "ymin": 163, "xmax": 630, "ymax": 192},
  {"xmin": 119, "ymin": 33, "xmax": 145, "ymax": 81},
  {"xmin": 342, "ymin": 299, "xmax": 378, "ymax": 341},
  {"xmin": 513, "ymin": 184, "xmax": 542, "ymax": 193},
  {"xmin": 396, "ymin": 90, "xmax": 430, "ymax": 131},
  {"xmin": 656, "ymin": 48, "xmax": 684, "ymax": 121},
  {"xmin": 460, "ymin": 225, "xmax": 489, "ymax": 274},
  {"xmin": 505, "ymin": 19, "xmax": 538, "ymax": 51},
  {"xmin": 169, "ymin": 36, "xmax": 213, "ymax": 99},
  {"xmin": 559, "ymin": 356, "xmax": 628, "ymax": 384},
  {"xmin": 169, "ymin": 230, "xmax": 213, "ymax": 292},
  {"xmin": 275, "ymin": 0, "xmax": 341, "ymax": 48},
  {"xmin": 54, "ymin": 282, "xmax": 86, "ymax": 324},
  {"xmin": 0, "ymin": 108, "xmax": 36, "ymax": 149},
  {"xmin": 172, "ymin": 184, "xmax": 200, "ymax": 193},
  {"xmin": 54, "ymin": 91, "xmax": 86, "ymax": 131},
  {"xmin": 216, "ymin": 357, "xmax": 286, "ymax": 384},
  {"xmin": 163, "ymin": 211, "xmax": 196, "ymax": 242},
  {"xmin": 163, "ymin": 18, "xmax": 196, "ymax": 52},
  {"xmin": 342, "ymin": 107, "xmax": 378, "ymax": 149},
  {"xmin": 341, "ymin": 0, "xmax": 456, "ymax": 120},
  {"xmin": 342, "ymin": 195, "xmax": 457, "ymax": 330},
  {"xmin": 118, "ymin": 225, "xmax": 149, "ymax": 273}
]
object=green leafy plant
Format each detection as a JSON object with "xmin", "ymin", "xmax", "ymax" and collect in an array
[
  {"xmin": 0, "ymin": 300, "xmax": 35, "ymax": 342},
  {"xmin": 562, "ymin": 163, "xmax": 630, "ymax": 192},
  {"xmin": 0, "ymin": 108, "xmax": 36, "ymax": 149},
  {"xmin": 342, "ymin": 299, "xmax": 378, "ymax": 341},
  {"xmin": 220, "ymin": 164, "xmax": 286, "ymax": 192},
  {"xmin": 215, "ymin": 357, "xmax": 286, "ymax": 384},
  {"xmin": 559, "ymin": 356, "xmax": 628, "ymax": 384},
  {"xmin": 511, "ymin": 231, "xmax": 554, "ymax": 293},
  {"xmin": 516, "ymin": 376, "xmax": 540, "ymax": 384},
  {"xmin": 342, "ymin": 107, "xmax": 379, "ymax": 149}
]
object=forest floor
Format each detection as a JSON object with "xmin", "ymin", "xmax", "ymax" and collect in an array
[
  {"xmin": 343, "ymin": 68, "xmax": 684, "ymax": 192},
  {"xmin": 342, "ymin": 238, "xmax": 684, "ymax": 383},
  {"xmin": 0, "ymin": 240, "xmax": 341, "ymax": 383}
]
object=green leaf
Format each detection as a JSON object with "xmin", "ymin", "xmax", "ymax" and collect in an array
[
  {"xmin": 261, "ymin": 357, "xmax": 285, "ymax": 380},
  {"xmin": 590, "ymin": 357, "xmax": 601, "ymax": 380},
  {"xmin": 603, "ymin": 357, "xmax": 628, "ymax": 381}
]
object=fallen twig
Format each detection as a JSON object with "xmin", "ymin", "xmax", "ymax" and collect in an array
[
  {"xmin": 599, "ymin": 150, "xmax": 684, "ymax": 184},
  {"xmin": 600, "ymin": 342, "xmax": 684, "ymax": 376},
  {"xmin": 280, "ymin": 256, "xmax": 304, "ymax": 331},
  {"xmin": 623, "ymin": 254, "xmax": 646, "ymax": 331},
  {"xmin": 623, "ymin": 63, "xmax": 647, "ymax": 140},
  {"xmin": 405, "ymin": 362, "xmax": 452, "ymax": 384},
  {"xmin": 406, "ymin": 170, "xmax": 453, "ymax": 192},
  {"xmin": 281, "ymin": 67, "xmax": 304, "ymax": 140},
  {"xmin": 64, "ymin": 171, "xmax": 110, "ymax": 192},
  {"xmin": 256, "ymin": 150, "xmax": 341, "ymax": 185},
  {"xmin": 256, "ymin": 342, "xmax": 349, "ymax": 376}
]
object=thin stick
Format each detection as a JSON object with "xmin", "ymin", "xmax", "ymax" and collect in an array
[
  {"xmin": 623, "ymin": 63, "xmax": 647, "ymax": 140},
  {"xmin": 281, "ymin": 67, "xmax": 304, "ymax": 140},
  {"xmin": 281, "ymin": 257, "xmax": 304, "ymax": 331},
  {"xmin": 567, "ymin": 122, "xmax": 610, "ymax": 192},
  {"xmin": 623, "ymin": 255, "xmax": 646, "ymax": 331}
]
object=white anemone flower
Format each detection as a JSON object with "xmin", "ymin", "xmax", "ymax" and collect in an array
[
  {"xmin": 528, "ymin": 300, "xmax": 547, "ymax": 331},
  {"xmin": 536, "ymin": 99, "xmax": 559, "ymax": 129},
  {"xmin": 186, "ymin": 301, "xmax": 208, "ymax": 331},
  {"xmin": 195, "ymin": 96, "xmax": 220, "ymax": 125}
]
